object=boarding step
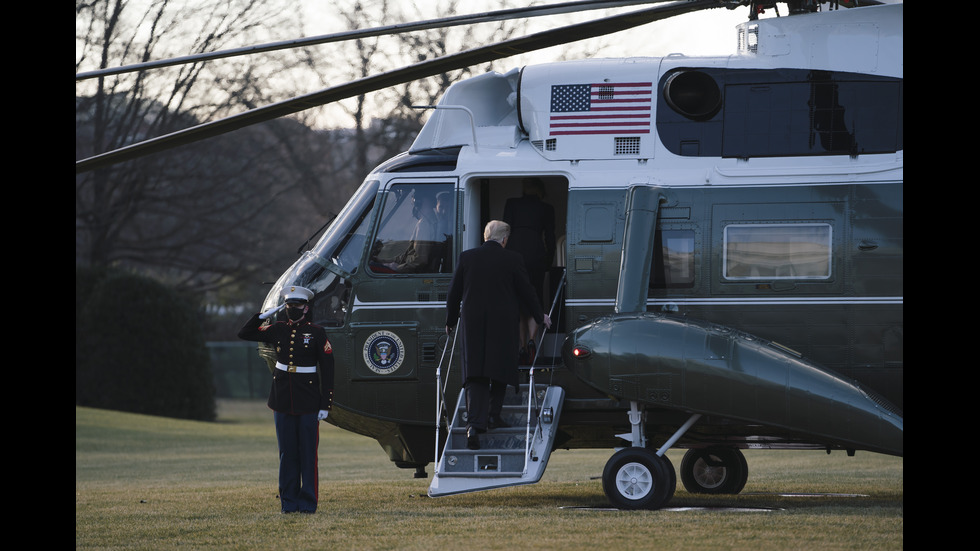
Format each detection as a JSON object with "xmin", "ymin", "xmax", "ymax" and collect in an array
[{"xmin": 428, "ymin": 384, "xmax": 564, "ymax": 497}]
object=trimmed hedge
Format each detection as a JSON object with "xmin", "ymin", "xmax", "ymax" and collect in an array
[{"xmin": 76, "ymin": 268, "xmax": 216, "ymax": 421}]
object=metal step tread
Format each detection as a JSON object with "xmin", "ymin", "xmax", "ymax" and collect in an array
[
  {"xmin": 443, "ymin": 444, "xmax": 535, "ymax": 453},
  {"xmin": 448, "ymin": 426, "xmax": 536, "ymax": 434},
  {"xmin": 435, "ymin": 471, "xmax": 530, "ymax": 478}
]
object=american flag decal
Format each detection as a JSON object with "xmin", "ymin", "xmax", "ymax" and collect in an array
[{"xmin": 549, "ymin": 82, "xmax": 652, "ymax": 136}]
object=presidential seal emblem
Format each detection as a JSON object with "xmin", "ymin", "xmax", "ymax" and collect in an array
[{"xmin": 363, "ymin": 330, "xmax": 405, "ymax": 374}]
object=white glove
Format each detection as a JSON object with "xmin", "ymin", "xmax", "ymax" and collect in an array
[
  {"xmin": 318, "ymin": 410, "xmax": 329, "ymax": 421},
  {"xmin": 259, "ymin": 304, "xmax": 285, "ymax": 320}
]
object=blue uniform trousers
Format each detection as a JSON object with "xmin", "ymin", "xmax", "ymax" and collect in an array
[{"xmin": 273, "ymin": 411, "xmax": 320, "ymax": 513}]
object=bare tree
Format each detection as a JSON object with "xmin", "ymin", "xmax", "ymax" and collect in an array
[
  {"xmin": 397, "ymin": 1, "xmax": 528, "ymax": 106},
  {"xmin": 76, "ymin": 0, "xmax": 330, "ymax": 293},
  {"xmin": 75, "ymin": 0, "xmax": 609, "ymax": 301},
  {"xmin": 288, "ymin": 1, "xmax": 533, "ymax": 191},
  {"xmin": 293, "ymin": 0, "xmax": 409, "ymax": 183}
]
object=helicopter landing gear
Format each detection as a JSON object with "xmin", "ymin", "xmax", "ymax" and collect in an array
[
  {"xmin": 600, "ymin": 402, "xmax": 697, "ymax": 510},
  {"xmin": 679, "ymin": 447, "xmax": 748, "ymax": 494},
  {"xmin": 602, "ymin": 447, "xmax": 673, "ymax": 510}
]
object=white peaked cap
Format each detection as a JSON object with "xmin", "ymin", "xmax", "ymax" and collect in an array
[{"xmin": 283, "ymin": 285, "xmax": 314, "ymax": 303}]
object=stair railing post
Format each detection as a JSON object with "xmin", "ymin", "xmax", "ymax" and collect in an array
[
  {"xmin": 435, "ymin": 319, "xmax": 460, "ymax": 475},
  {"xmin": 524, "ymin": 271, "xmax": 566, "ymax": 475}
]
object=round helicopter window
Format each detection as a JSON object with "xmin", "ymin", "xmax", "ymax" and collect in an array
[{"xmin": 663, "ymin": 70, "xmax": 722, "ymax": 121}]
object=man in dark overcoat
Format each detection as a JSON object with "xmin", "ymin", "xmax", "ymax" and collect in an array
[{"xmin": 445, "ymin": 220, "xmax": 551, "ymax": 450}]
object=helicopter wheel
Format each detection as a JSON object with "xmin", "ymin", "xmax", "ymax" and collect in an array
[
  {"xmin": 602, "ymin": 447, "xmax": 675, "ymax": 510},
  {"xmin": 659, "ymin": 452, "xmax": 677, "ymax": 504},
  {"xmin": 679, "ymin": 447, "xmax": 748, "ymax": 494}
]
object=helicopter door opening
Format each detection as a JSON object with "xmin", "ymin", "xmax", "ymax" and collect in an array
[{"xmin": 461, "ymin": 175, "xmax": 569, "ymax": 366}]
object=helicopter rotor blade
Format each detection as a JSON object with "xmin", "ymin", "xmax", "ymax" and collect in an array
[
  {"xmin": 76, "ymin": 0, "xmax": 727, "ymax": 174},
  {"xmin": 76, "ymin": 1, "xmax": 685, "ymax": 81}
]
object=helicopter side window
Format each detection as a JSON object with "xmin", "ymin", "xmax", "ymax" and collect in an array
[
  {"xmin": 657, "ymin": 68, "xmax": 903, "ymax": 158},
  {"xmin": 723, "ymin": 224, "xmax": 831, "ymax": 280},
  {"xmin": 650, "ymin": 229, "xmax": 695, "ymax": 289},
  {"xmin": 369, "ymin": 183, "xmax": 455, "ymax": 274}
]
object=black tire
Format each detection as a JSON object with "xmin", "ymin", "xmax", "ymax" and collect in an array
[
  {"xmin": 660, "ymin": 452, "xmax": 677, "ymax": 503},
  {"xmin": 679, "ymin": 447, "xmax": 748, "ymax": 494},
  {"xmin": 602, "ymin": 448, "xmax": 675, "ymax": 510}
]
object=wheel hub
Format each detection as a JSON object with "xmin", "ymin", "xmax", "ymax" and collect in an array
[{"xmin": 616, "ymin": 462, "xmax": 653, "ymax": 499}]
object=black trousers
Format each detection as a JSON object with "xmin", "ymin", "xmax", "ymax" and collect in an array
[
  {"xmin": 273, "ymin": 411, "xmax": 319, "ymax": 513},
  {"xmin": 464, "ymin": 376, "xmax": 506, "ymax": 430}
]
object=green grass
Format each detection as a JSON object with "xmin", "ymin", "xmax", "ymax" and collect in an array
[{"xmin": 77, "ymin": 400, "xmax": 902, "ymax": 550}]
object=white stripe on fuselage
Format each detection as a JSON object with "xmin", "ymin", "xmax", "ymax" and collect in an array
[{"xmin": 351, "ymin": 296, "xmax": 903, "ymax": 311}]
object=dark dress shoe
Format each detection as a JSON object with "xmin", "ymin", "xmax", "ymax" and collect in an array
[{"xmin": 466, "ymin": 427, "xmax": 481, "ymax": 450}]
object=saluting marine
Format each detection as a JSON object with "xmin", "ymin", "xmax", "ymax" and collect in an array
[{"xmin": 238, "ymin": 285, "xmax": 335, "ymax": 514}]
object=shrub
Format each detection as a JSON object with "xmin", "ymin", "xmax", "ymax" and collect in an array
[{"xmin": 76, "ymin": 267, "xmax": 216, "ymax": 421}]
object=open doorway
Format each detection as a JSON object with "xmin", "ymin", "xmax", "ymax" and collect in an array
[{"xmin": 461, "ymin": 175, "xmax": 569, "ymax": 363}]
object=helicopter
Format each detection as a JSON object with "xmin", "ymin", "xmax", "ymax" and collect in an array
[{"xmin": 76, "ymin": 0, "xmax": 903, "ymax": 510}]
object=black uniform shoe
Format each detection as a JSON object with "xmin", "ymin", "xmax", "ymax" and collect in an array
[{"xmin": 466, "ymin": 426, "xmax": 481, "ymax": 450}]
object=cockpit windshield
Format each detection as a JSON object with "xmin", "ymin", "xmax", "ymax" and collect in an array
[
  {"xmin": 311, "ymin": 179, "xmax": 380, "ymax": 269},
  {"xmin": 261, "ymin": 179, "xmax": 380, "ymax": 323}
]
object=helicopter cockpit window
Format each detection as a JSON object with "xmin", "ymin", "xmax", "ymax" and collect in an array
[
  {"xmin": 723, "ymin": 224, "xmax": 831, "ymax": 280},
  {"xmin": 369, "ymin": 183, "xmax": 455, "ymax": 274},
  {"xmin": 276, "ymin": 179, "xmax": 380, "ymax": 327},
  {"xmin": 310, "ymin": 178, "xmax": 380, "ymax": 273}
]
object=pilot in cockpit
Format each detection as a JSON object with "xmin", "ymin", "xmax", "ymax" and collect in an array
[{"xmin": 379, "ymin": 191, "xmax": 440, "ymax": 273}]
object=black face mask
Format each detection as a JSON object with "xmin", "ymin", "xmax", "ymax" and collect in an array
[{"xmin": 286, "ymin": 305, "xmax": 306, "ymax": 321}]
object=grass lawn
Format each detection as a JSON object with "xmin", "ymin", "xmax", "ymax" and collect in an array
[{"xmin": 76, "ymin": 399, "xmax": 902, "ymax": 550}]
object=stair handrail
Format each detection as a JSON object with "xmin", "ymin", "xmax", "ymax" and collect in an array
[
  {"xmin": 524, "ymin": 270, "xmax": 566, "ymax": 474},
  {"xmin": 434, "ymin": 320, "xmax": 460, "ymax": 474}
]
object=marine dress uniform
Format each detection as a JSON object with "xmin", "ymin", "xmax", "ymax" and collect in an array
[{"xmin": 238, "ymin": 285, "xmax": 335, "ymax": 514}]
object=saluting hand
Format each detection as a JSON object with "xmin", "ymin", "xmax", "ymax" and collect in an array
[{"xmin": 259, "ymin": 304, "xmax": 285, "ymax": 320}]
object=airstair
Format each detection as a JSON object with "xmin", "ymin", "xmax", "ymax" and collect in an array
[
  {"xmin": 428, "ymin": 383, "xmax": 564, "ymax": 497},
  {"xmin": 428, "ymin": 270, "xmax": 566, "ymax": 497}
]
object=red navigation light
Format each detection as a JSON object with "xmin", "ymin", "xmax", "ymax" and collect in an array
[{"xmin": 572, "ymin": 346, "xmax": 591, "ymax": 358}]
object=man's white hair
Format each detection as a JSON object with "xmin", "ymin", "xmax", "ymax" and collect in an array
[{"xmin": 483, "ymin": 220, "xmax": 510, "ymax": 243}]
